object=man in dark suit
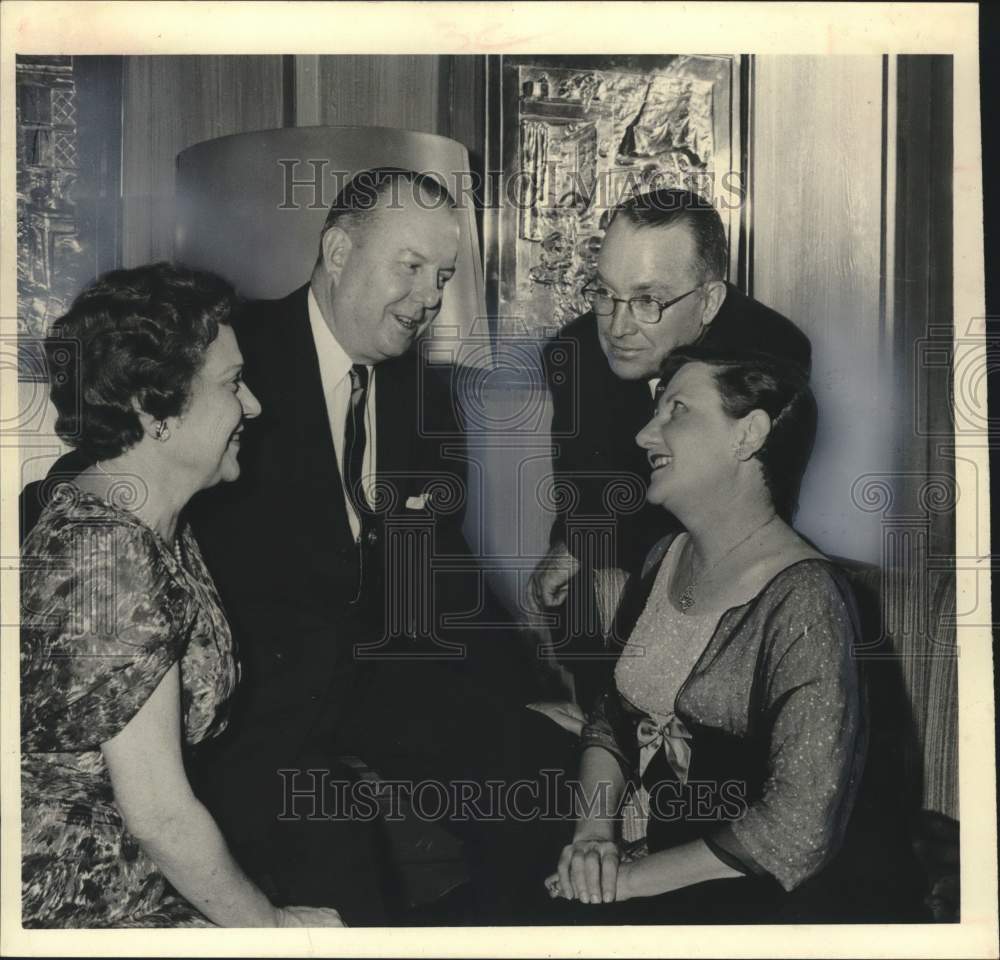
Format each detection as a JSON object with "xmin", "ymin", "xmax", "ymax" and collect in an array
[
  {"xmin": 183, "ymin": 169, "xmax": 570, "ymax": 922},
  {"xmin": 530, "ymin": 188, "xmax": 812, "ymax": 707}
]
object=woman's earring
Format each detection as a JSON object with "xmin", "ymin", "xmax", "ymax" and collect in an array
[
  {"xmin": 154, "ymin": 420, "xmax": 170, "ymax": 442},
  {"xmin": 733, "ymin": 441, "xmax": 747, "ymax": 459}
]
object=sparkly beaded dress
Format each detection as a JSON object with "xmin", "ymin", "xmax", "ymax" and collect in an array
[{"xmin": 571, "ymin": 533, "xmax": 918, "ymax": 922}]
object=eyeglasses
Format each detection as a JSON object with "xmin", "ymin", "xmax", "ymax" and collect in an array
[{"xmin": 582, "ymin": 282, "xmax": 702, "ymax": 325}]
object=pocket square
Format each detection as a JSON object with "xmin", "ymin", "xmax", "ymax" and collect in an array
[{"xmin": 405, "ymin": 493, "xmax": 430, "ymax": 510}]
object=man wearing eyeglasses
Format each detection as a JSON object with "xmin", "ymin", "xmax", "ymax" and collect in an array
[{"xmin": 529, "ymin": 187, "xmax": 811, "ymax": 709}]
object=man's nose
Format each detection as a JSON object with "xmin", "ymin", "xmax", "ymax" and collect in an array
[
  {"xmin": 608, "ymin": 300, "xmax": 636, "ymax": 338},
  {"xmin": 413, "ymin": 272, "xmax": 443, "ymax": 309}
]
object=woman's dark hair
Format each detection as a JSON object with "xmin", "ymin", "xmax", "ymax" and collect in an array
[
  {"xmin": 46, "ymin": 262, "xmax": 237, "ymax": 461},
  {"xmin": 658, "ymin": 345, "xmax": 818, "ymax": 521}
]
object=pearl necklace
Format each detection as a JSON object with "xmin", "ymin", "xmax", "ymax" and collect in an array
[
  {"xmin": 677, "ymin": 514, "xmax": 777, "ymax": 612},
  {"xmin": 93, "ymin": 460, "xmax": 184, "ymax": 565}
]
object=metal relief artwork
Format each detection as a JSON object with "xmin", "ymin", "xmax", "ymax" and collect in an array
[
  {"xmin": 15, "ymin": 56, "xmax": 121, "ymax": 380},
  {"xmin": 16, "ymin": 58, "xmax": 82, "ymax": 355},
  {"xmin": 492, "ymin": 55, "xmax": 739, "ymax": 336}
]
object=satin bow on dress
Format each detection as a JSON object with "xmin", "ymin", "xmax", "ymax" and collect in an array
[{"xmin": 636, "ymin": 714, "xmax": 693, "ymax": 785}]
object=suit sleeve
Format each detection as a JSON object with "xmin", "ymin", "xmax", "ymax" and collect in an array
[{"xmin": 544, "ymin": 329, "xmax": 587, "ymax": 552}]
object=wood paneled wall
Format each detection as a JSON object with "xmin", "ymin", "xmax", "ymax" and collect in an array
[
  {"xmin": 122, "ymin": 56, "xmax": 285, "ymax": 266},
  {"xmin": 314, "ymin": 55, "xmax": 447, "ymax": 133},
  {"xmin": 752, "ymin": 56, "xmax": 891, "ymax": 564},
  {"xmin": 121, "ymin": 55, "xmax": 486, "ymax": 266}
]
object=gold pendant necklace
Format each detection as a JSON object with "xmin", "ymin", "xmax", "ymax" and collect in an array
[{"xmin": 678, "ymin": 514, "xmax": 777, "ymax": 612}]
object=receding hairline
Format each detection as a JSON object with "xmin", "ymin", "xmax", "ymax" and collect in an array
[
  {"xmin": 606, "ymin": 194, "xmax": 728, "ymax": 281},
  {"xmin": 321, "ymin": 179, "xmax": 458, "ymax": 248},
  {"xmin": 601, "ymin": 213, "xmax": 711, "ymax": 282},
  {"xmin": 606, "ymin": 212, "xmax": 701, "ymax": 242}
]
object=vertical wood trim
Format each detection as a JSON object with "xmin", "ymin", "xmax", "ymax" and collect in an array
[
  {"xmin": 880, "ymin": 55, "xmax": 897, "ymax": 363},
  {"xmin": 438, "ymin": 55, "xmax": 454, "ymax": 141},
  {"xmin": 483, "ymin": 55, "xmax": 503, "ymax": 359},
  {"xmin": 445, "ymin": 56, "xmax": 487, "ymax": 274},
  {"xmin": 312, "ymin": 56, "xmax": 443, "ymax": 133},
  {"xmin": 890, "ymin": 55, "xmax": 955, "ymax": 818},
  {"xmin": 120, "ymin": 57, "xmax": 152, "ymax": 266},
  {"xmin": 295, "ymin": 55, "xmax": 321, "ymax": 127},
  {"xmin": 738, "ymin": 54, "xmax": 755, "ymax": 296},
  {"xmin": 281, "ymin": 54, "xmax": 297, "ymax": 127}
]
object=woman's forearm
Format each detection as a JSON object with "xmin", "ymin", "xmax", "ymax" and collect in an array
[
  {"xmin": 131, "ymin": 797, "xmax": 277, "ymax": 927},
  {"xmin": 620, "ymin": 838, "xmax": 743, "ymax": 899},
  {"xmin": 573, "ymin": 746, "xmax": 627, "ymax": 839}
]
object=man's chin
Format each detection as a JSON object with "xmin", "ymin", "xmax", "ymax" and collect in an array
[
  {"xmin": 381, "ymin": 326, "xmax": 424, "ymax": 359},
  {"xmin": 605, "ymin": 353, "xmax": 654, "ymax": 381}
]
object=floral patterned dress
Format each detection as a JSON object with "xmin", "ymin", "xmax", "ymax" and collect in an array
[{"xmin": 20, "ymin": 487, "xmax": 239, "ymax": 927}]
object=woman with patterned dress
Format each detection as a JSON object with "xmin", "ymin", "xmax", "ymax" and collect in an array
[
  {"xmin": 544, "ymin": 345, "xmax": 916, "ymax": 922},
  {"xmin": 20, "ymin": 264, "xmax": 343, "ymax": 928}
]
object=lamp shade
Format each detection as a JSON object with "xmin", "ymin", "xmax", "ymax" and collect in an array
[{"xmin": 175, "ymin": 125, "xmax": 486, "ymax": 352}]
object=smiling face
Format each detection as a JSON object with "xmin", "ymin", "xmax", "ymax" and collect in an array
[
  {"xmin": 636, "ymin": 361, "xmax": 744, "ymax": 514},
  {"xmin": 169, "ymin": 325, "xmax": 261, "ymax": 490},
  {"xmin": 321, "ymin": 189, "xmax": 460, "ymax": 365},
  {"xmin": 595, "ymin": 217, "xmax": 719, "ymax": 381}
]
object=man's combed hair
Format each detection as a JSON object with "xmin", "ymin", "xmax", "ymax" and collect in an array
[
  {"xmin": 47, "ymin": 262, "xmax": 237, "ymax": 461},
  {"xmin": 609, "ymin": 187, "xmax": 729, "ymax": 282},
  {"xmin": 658, "ymin": 344, "xmax": 818, "ymax": 522},
  {"xmin": 319, "ymin": 167, "xmax": 456, "ymax": 249}
]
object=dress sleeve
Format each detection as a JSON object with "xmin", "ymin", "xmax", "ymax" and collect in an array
[
  {"xmin": 20, "ymin": 516, "xmax": 191, "ymax": 753},
  {"xmin": 706, "ymin": 569, "xmax": 866, "ymax": 891},
  {"xmin": 580, "ymin": 688, "xmax": 636, "ymax": 780}
]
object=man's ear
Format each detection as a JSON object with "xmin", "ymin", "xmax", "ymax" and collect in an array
[
  {"xmin": 735, "ymin": 408, "xmax": 771, "ymax": 460},
  {"xmin": 320, "ymin": 226, "xmax": 353, "ymax": 284},
  {"xmin": 699, "ymin": 280, "xmax": 728, "ymax": 328}
]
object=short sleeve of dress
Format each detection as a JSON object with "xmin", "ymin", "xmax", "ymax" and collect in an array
[{"xmin": 21, "ymin": 507, "xmax": 192, "ymax": 754}]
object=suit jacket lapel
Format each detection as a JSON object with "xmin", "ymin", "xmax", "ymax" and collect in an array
[{"xmin": 282, "ymin": 284, "xmax": 356, "ymax": 547}]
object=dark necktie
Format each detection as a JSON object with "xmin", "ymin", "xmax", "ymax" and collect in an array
[{"xmin": 344, "ymin": 364, "xmax": 371, "ymax": 524}]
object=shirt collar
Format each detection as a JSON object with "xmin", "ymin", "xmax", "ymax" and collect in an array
[{"xmin": 308, "ymin": 285, "xmax": 353, "ymax": 384}]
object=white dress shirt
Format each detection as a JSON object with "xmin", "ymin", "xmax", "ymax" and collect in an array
[{"xmin": 307, "ymin": 287, "xmax": 376, "ymax": 542}]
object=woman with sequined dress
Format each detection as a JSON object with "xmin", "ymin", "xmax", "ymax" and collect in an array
[
  {"xmin": 20, "ymin": 264, "xmax": 343, "ymax": 928},
  {"xmin": 544, "ymin": 345, "xmax": 919, "ymax": 923}
]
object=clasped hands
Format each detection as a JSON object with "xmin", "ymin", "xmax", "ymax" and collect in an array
[{"xmin": 545, "ymin": 833, "xmax": 633, "ymax": 905}]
